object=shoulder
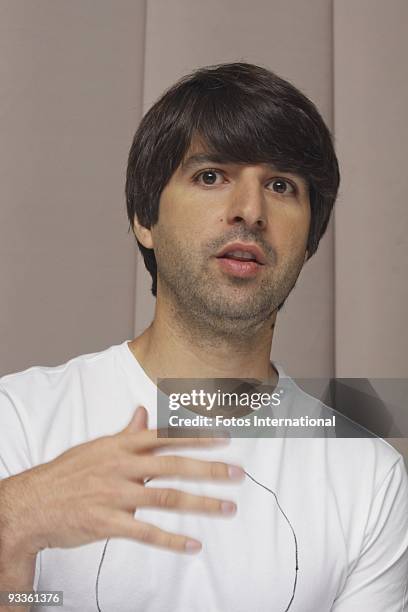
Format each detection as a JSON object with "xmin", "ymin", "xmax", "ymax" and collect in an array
[
  {"xmin": 279, "ymin": 370, "xmax": 406, "ymax": 487},
  {"xmin": 326, "ymin": 435, "xmax": 406, "ymax": 491},
  {"xmin": 0, "ymin": 341, "xmax": 131, "ymax": 473},
  {"xmin": 0, "ymin": 341, "xmax": 125, "ymax": 400}
]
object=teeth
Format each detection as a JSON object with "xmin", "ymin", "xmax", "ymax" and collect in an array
[{"xmin": 224, "ymin": 250, "xmax": 257, "ymax": 261}]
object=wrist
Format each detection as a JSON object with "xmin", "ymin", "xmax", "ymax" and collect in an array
[
  {"xmin": 0, "ymin": 538, "xmax": 37, "ymax": 592},
  {"xmin": 0, "ymin": 477, "xmax": 41, "ymax": 559}
]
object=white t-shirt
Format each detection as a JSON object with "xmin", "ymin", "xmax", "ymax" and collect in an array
[{"xmin": 0, "ymin": 340, "xmax": 407, "ymax": 612}]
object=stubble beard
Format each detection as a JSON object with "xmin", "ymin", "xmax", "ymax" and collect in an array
[{"xmin": 154, "ymin": 234, "xmax": 305, "ymax": 345}]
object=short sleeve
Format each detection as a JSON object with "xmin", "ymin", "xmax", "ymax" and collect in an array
[
  {"xmin": 332, "ymin": 456, "xmax": 408, "ymax": 611},
  {"xmin": 0, "ymin": 383, "xmax": 34, "ymax": 479},
  {"xmin": 0, "ymin": 383, "xmax": 41, "ymax": 590}
]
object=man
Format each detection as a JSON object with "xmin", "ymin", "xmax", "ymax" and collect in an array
[{"xmin": 0, "ymin": 63, "xmax": 407, "ymax": 612}]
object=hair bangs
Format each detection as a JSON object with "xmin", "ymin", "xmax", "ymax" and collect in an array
[{"xmin": 191, "ymin": 89, "xmax": 316, "ymax": 182}]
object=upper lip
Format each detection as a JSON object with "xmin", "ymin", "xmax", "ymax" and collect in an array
[{"xmin": 215, "ymin": 242, "xmax": 266, "ymax": 265}]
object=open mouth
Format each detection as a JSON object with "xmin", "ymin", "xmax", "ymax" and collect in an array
[
  {"xmin": 214, "ymin": 242, "xmax": 267, "ymax": 278},
  {"xmin": 217, "ymin": 250, "xmax": 264, "ymax": 265},
  {"xmin": 215, "ymin": 249, "xmax": 265, "ymax": 278}
]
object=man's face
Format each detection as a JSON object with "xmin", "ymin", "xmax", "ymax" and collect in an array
[{"xmin": 143, "ymin": 138, "xmax": 311, "ymax": 332}]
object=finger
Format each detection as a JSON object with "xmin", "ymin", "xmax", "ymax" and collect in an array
[
  {"xmin": 124, "ymin": 406, "xmax": 149, "ymax": 435},
  {"xmin": 120, "ymin": 427, "xmax": 230, "ymax": 452},
  {"xmin": 130, "ymin": 455, "xmax": 245, "ymax": 482},
  {"xmin": 109, "ymin": 512, "xmax": 202, "ymax": 554},
  {"xmin": 123, "ymin": 486, "xmax": 237, "ymax": 516}
]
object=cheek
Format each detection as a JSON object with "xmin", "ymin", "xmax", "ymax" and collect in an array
[
  {"xmin": 268, "ymin": 213, "xmax": 310, "ymax": 257},
  {"xmin": 152, "ymin": 210, "xmax": 202, "ymax": 258},
  {"xmin": 158, "ymin": 193, "xmax": 204, "ymax": 236}
]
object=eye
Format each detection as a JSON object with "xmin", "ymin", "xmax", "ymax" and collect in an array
[
  {"xmin": 267, "ymin": 178, "xmax": 296, "ymax": 195},
  {"xmin": 193, "ymin": 169, "xmax": 225, "ymax": 186}
]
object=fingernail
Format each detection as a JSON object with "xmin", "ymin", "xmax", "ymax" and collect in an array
[
  {"xmin": 185, "ymin": 540, "xmax": 202, "ymax": 553},
  {"xmin": 228, "ymin": 466, "xmax": 245, "ymax": 479},
  {"xmin": 221, "ymin": 501, "xmax": 236, "ymax": 514}
]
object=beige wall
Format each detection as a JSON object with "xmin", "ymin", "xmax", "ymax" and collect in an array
[
  {"xmin": 334, "ymin": 0, "xmax": 408, "ymax": 378},
  {"xmin": 0, "ymin": 0, "xmax": 145, "ymax": 374}
]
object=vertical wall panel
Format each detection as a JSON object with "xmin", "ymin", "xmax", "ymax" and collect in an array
[
  {"xmin": 0, "ymin": 0, "xmax": 146, "ymax": 374},
  {"xmin": 334, "ymin": 0, "xmax": 408, "ymax": 377},
  {"xmin": 135, "ymin": 0, "xmax": 335, "ymax": 377}
]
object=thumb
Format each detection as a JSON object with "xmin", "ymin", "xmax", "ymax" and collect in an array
[{"xmin": 125, "ymin": 405, "xmax": 149, "ymax": 434}]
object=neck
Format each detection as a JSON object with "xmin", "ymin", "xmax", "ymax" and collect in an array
[{"xmin": 128, "ymin": 292, "xmax": 279, "ymax": 388}]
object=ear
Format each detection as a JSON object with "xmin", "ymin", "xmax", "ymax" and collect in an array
[
  {"xmin": 133, "ymin": 215, "xmax": 154, "ymax": 249},
  {"xmin": 303, "ymin": 249, "xmax": 309, "ymax": 264}
]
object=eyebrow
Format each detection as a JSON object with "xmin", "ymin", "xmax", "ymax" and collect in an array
[
  {"xmin": 180, "ymin": 153, "xmax": 232, "ymax": 173},
  {"xmin": 180, "ymin": 153, "xmax": 307, "ymax": 189},
  {"xmin": 180, "ymin": 153, "xmax": 283, "ymax": 175}
]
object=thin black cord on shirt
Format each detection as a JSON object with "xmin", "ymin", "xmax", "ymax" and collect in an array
[
  {"xmin": 95, "ymin": 472, "xmax": 299, "ymax": 611},
  {"xmin": 243, "ymin": 470, "xmax": 299, "ymax": 612}
]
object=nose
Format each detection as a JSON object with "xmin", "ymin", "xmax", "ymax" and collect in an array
[{"xmin": 225, "ymin": 176, "xmax": 267, "ymax": 231}]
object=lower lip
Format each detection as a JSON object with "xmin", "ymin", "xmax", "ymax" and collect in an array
[{"xmin": 216, "ymin": 257, "xmax": 263, "ymax": 278}]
